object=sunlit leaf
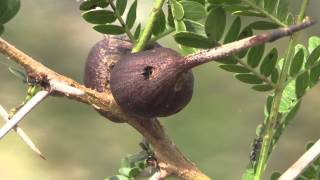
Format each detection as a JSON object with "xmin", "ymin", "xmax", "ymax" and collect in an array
[
  {"xmin": 93, "ymin": 24, "xmax": 125, "ymax": 34},
  {"xmin": 205, "ymin": 7, "xmax": 226, "ymax": 41},
  {"xmin": 174, "ymin": 20, "xmax": 186, "ymax": 32},
  {"xmin": 180, "ymin": 0, "xmax": 206, "ymax": 20},
  {"xmin": 171, "ymin": 0, "xmax": 184, "ymax": 20},
  {"xmin": 207, "ymin": 0, "xmax": 241, "ymax": 3},
  {"xmin": 242, "ymin": 168, "xmax": 254, "ymax": 180},
  {"xmin": 308, "ymin": 36, "xmax": 320, "ymax": 53},
  {"xmin": 232, "ymin": 10, "xmax": 265, "ymax": 17},
  {"xmin": 188, "ymin": 0, "xmax": 205, "ymax": 6},
  {"xmin": 126, "ymin": 0, "xmax": 137, "ymax": 29}
]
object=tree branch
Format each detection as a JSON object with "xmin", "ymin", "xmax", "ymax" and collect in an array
[{"xmin": 0, "ymin": 37, "xmax": 210, "ymax": 179}]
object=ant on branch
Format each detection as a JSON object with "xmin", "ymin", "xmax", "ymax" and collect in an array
[{"xmin": 139, "ymin": 140, "xmax": 160, "ymax": 172}]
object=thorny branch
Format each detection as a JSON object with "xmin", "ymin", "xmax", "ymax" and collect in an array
[{"xmin": 0, "ymin": 17, "xmax": 315, "ymax": 179}]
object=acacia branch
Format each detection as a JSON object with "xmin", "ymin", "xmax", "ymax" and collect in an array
[{"xmin": 0, "ymin": 38, "xmax": 210, "ymax": 180}]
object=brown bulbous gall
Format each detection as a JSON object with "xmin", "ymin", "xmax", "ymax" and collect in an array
[
  {"xmin": 84, "ymin": 36, "xmax": 133, "ymax": 122},
  {"xmin": 110, "ymin": 47, "xmax": 194, "ymax": 118}
]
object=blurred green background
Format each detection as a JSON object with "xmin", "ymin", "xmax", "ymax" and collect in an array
[{"xmin": 0, "ymin": 1, "xmax": 320, "ymax": 180}]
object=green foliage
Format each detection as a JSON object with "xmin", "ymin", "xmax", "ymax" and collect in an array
[
  {"xmin": 0, "ymin": 0, "xmax": 20, "ymax": 35},
  {"xmin": 80, "ymin": 0, "xmax": 138, "ymax": 39}
]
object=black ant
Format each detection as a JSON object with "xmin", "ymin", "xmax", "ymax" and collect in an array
[
  {"xmin": 250, "ymin": 137, "xmax": 263, "ymax": 167},
  {"xmin": 139, "ymin": 140, "xmax": 160, "ymax": 171}
]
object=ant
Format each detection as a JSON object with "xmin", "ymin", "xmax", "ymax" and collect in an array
[
  {"xmin": 250, "ymin": 137, "xmax": 263, "ymax": 167},
  {"xmin": 139, "ymin": 140, "xmax": 160, "ymax": 171}
]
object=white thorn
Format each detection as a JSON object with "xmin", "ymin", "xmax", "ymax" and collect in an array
[{"xmin": 49, "ymin": 80, "xmax": 85, "ymax": 96}]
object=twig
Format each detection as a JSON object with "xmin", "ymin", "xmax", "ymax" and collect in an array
[
  {"xmin": 149, "ymin": 169, "xmax": 169, "ymax": 180},
  {"xmin": 279, "ymin": 139, "xmax": 320, "ymax": 180},
  {"xmin": 0, "ymin": 90, "xmax": 49, "ymax": 139},
  {"xmin": 0, "ymin": 37, "xmax": 210, "ymax": 179},
  {"xmin": 0, "ymin": 105, "xmax": 45, "ymax": 159},
  {"xmin": 49, "ymin": 79, "xmax": 84, "ymax": 96},
  {"xmin": 184, "ymin": 17, "xmax": 316, "ymax": 69}
]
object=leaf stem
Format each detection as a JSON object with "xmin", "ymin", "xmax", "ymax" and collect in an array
[
  {"xmin": 235, "ymin": 56, "xmax": 277, "ymax": 88},
  {"xmin": 131, "ymin": 0, "xmax": 166, "ymax": 52},
  {"xmin": 242, "ymin": 0, "xmax": 287, "ymax": 27},
  {"xmin": 254, "ymin": 1, "xmax": 310, "ymax": 179},
  {"xmin": 109, "ymin": 0, "xmax": 136, "ymax": 44}
]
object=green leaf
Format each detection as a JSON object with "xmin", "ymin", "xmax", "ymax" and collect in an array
[
  {"xmin": 0, "ymin": 0, "xmax": 20, "ymax": 24},
  {"xmin": 174, "ymin": 32, "xmax": 213, "ymax": 48},
  {"xmin": 222, "ymin": 4, "xmax": 251, "ymax": 12},
  {"xmin": 217, "ymin": 56, "xmax": 238, "ymax": 64},
  {"xmin": 236, "ymin": 27, "xmax": 253, "ymax": 58},
  {"xmin": 305, "ymin": 46, "xmax": 320, "ymax": 68},
  {"xmin": 242, "ymin": 168, "xmax": 254, "ymax": 180},
  {"xmin": 264, "ymin": 0, "xmax": 277, "ymax": 13},
  {"xmin": 118, "ymin": 167, "xmax": 140, "ymax": 177},
  {"xmin": 184, "ymin": 19, "xmax": 205, "ymax": 35},
  {"xmin": 188, "ymin": 0, "xmax": 206, "ymax": 6},
  {"xmin": 252, "ymin": 84, "xmax": 273, "ymax": 91},
  {"xmin": 0, "ymin": 24, "xmax": 4, "ymax": 35},
  {"xmin": 308, "ymin": 36, "xmax": 320, "ymax": 53},
  {"xmin": 271, "ymin": 69, "xmax": 279, "ymax": 83},
  {"xmin": 270, "ymin": 172, "xmax": 281, "ymax": 180},
  {"xmin": 180, "ymin": 1, "xmax": 206, "ymax": 21},
  {"xmin": 126, "ymin": 0, "xmax": 137, "ymax": 29},
  {"xmin": 219, "ymin": 64, "xmax": 250, "ymax": 73},
  {"xmin": 235, "ymin": 74, "xmax": 263, "ymax": 84},
  {"xmin": 116, "ymin": 0, "xmax": 127, "ymax": 16},
  {"xmin": 79, "ymin": 0, "xmax": 109, "ymax": 11},
  {"xmin": 309, "ymin": 63, "xmax": 320, "ymax": 87},
  {"xmin": 167, "ymin": 4, "xmax": 175, "ymax": 27},
  {"xmin": 106, "ymin": 175, "xmax": 131, "ymax": 180},
  {"xmin": 134, "ymin": 23, "xmax": 141, "ymax": 39},
  {"xmin": 93, "ymin": 24, "xmax": 125, "ymax": 35},
  {"xmin": 249, "ymin": 21, "xmax": 279, "ymax": 30},
  {"xmin": 208, "ymin": 0, "xmax": 241, "ymax": 3},
  {"xmin": 286, "ymin": 13, "xmax": 294, "ymax": 25},
  {"xmin": 224, "ymin": 17, "xmax": 241, "ymax": 43},
  {"xmin": 8, "ymin": 67, "xmax": 27, "ymax": 82},
  {"xmin": 171, "ymin": 0, "xmax": 184, "ymax": 21},
  {"xmin": 276, "ymin": 0, "xmax": 288, "ymax": 21},
  {"xmin": 260, "ymin": 48, "xmax": 278, "ymax": 77},
  {"xmin": 232, "ymin": 10, "xmax": 265, "ymax": 17},
  {"xmin": 295, "ymin": 71, "xmax": 309, "ymax": 98},
  {"xmin": 152, "ymin": 9, "xmax": 166, "ymax": 36},
  {"xmin": 205, "ymin": 7, "xmax": 226, "ymax": 41},
  {"xmin": 174, "ymin": 20, "xmax": 186, "ymax": 32},
  {"xmin": 289, "ymin": 49, "xmax": 304, "ymax": 76},
  {"xmin": 82, "ymin": 10, "xmax": 116, "ymax": 24},
  {"xmin": 247, "ymin": 44, "xmax": 265, "ymax": 68}
]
